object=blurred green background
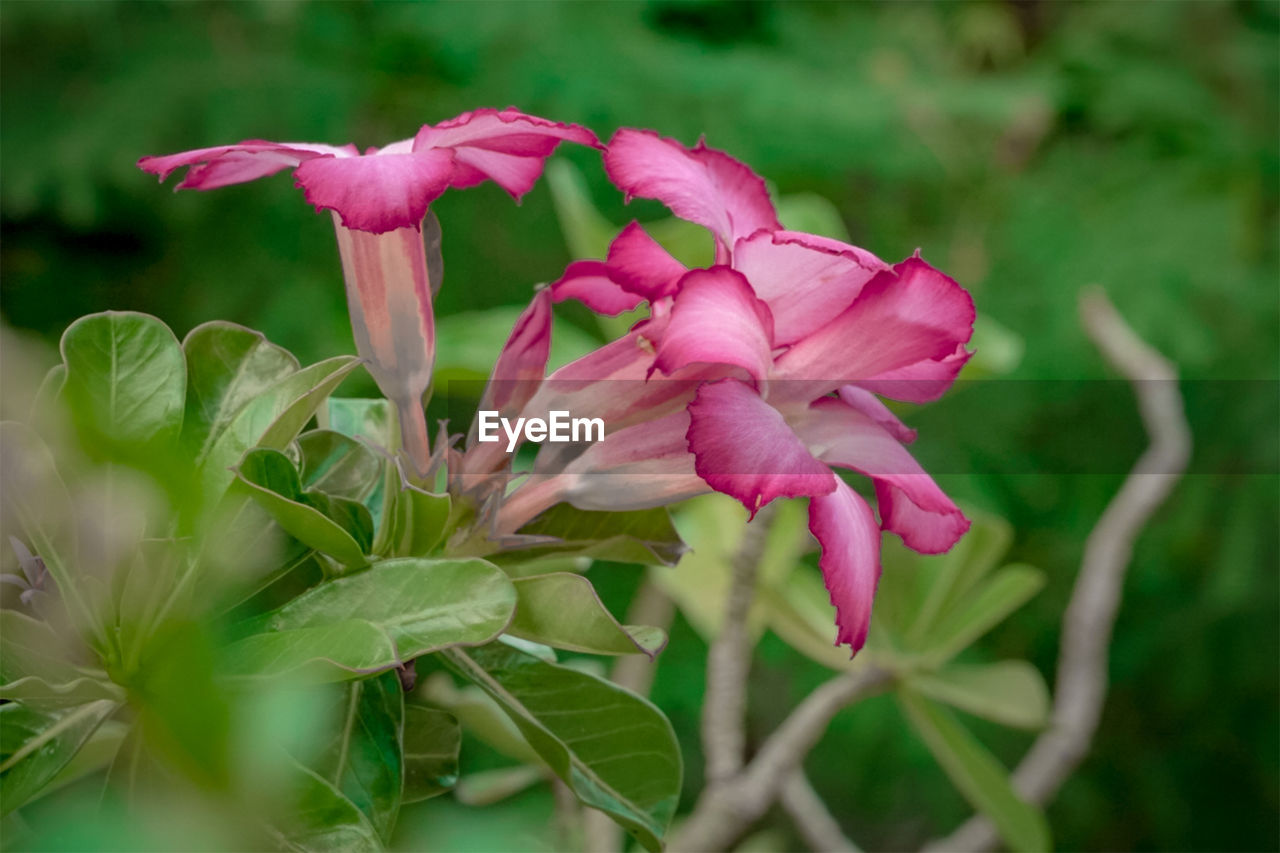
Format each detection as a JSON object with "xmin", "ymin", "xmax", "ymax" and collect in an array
[{"xmin": 2, "ymin": 1, "xmax": 1276, "ymax": 850}]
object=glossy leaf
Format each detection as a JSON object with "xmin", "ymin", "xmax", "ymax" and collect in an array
[
  {"xmin": 897, "ymin": 688, "xmax": 1051, "ymax": 853},
  {"xmin": 909, "ymin": 661, "xmax": 1050, "ymax": 730},
  {"xmin": 920, "ymin": 565, "xmax": 1046, "ymax": 664},
  {"xmin": 418, "ymin": 672, "xmax": 542, "ymax": 765},
  {"xmin": 509, "ymin": 573, "xmax": 666, "ymax": 658},
  {"xmin": 309, "ymin": 672, "xmax": 404, "ymax": 842},
  {"xmin": 507, "ymin": 503, "xmax": 686, "ymax": 567},
  {"xmin": 275, "ymin": 756, "xmax": 382, "ymax": 852},
  {"xmin": 181, "ymin": 321, "xmax": 299, "ymax": 460},
  {"xmin": 60, "ymin": 311, "xmax": 186, "ymax": 449},
  {"xmin": 0, "ymin": 699, "xmax": 116, "ymax": 816},
  {"xmin": 442, "ymin": 643, "xmax": 681, "ymax": 852},
  {"xmin": 298, "ymin": 431, "xmax": 384, "ymax": 505},
  {"xmin": 200, "ymin": 355, "xmax": 362, "ymax": 499},
  {"xmin": 402, "ymin": 705, "xmax": 460, "ymax": 803},
  {"xmin": 322, "ymin": 398, "xmax": 399, "ymax": 451},
  {"xmin": 231, "ymin": 558, "xmax": 516, "ymax": 681},
  {"xmin": 235, "ymin": 448, "xmax": 369, "ymax": 568},
  {"xmin": 378, "ymin": 479, "xmax": 452, "ymax": 559}
]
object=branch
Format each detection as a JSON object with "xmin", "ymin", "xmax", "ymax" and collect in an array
[
  {"xmin": 782, "ymin": 771, "xmax": 862, "ymax": 853},
  {"xmin": 925, "ymin": 288, "xmax": 1191, "ymax": 852},
  {"xmin": 671, "ymin": 665, "xmax": 891, "ymax": 852},
  {"xmin": 702, "ymin": 503, "xmax": 776, "ymax": 785}
]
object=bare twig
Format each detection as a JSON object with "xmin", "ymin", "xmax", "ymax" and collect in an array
[
  {"xmin": 702, "ymin": 503, "xmax": 777, "ymax": 785},
  {"xmin": 782, "ymin": 771, "xmax": 862, "ymax": 853},
  {"xmin": 925, "ymin": 288, "xmax": 1191, "ymax": 852},
  {"xmin": 671, "ymin": 665, "xmax": 891, "ymax": 852}
]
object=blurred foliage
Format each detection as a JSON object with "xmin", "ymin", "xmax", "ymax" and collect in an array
[{"xmin": 2, "ymin": 1, "xmax": 1277, "ymax": 850}]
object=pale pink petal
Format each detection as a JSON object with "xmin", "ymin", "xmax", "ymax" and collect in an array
[
  {"xmin": 837, "ymin": 385, "xmax": 917, "ymax": 444},
  {"xmin": 686, "ymin": 379, "xmax": 835, "ymax": 518},
  {"xmin": 733, "ymin": 230, "xmax": 890, "ymax": 345},
  {"xmin": 808, "ymin": 478, "xmax": 882, "ymax": 654},
  {"xmin": 549, "ymin": 260, "xmax": 644, "ymax": 316},
  {"xmin": 137, "ymin": 140, "xmax": 356, "ymax": 190},
  {"xmin": 795, "ymin": 397, "xmax": 969, "ymax": 554},
  {"xmin": 771, "ymin": 254, "xmax": 975, "ymax": 402},
  {"xmin": 332, "ymin": 221, "xmax": 437, "ymax": 473},
  {"xmin": 605, "ymin": 221, "xmax": 688, "ymax": 301},
  {"xmin": 654, "ymin": 267, "xmax": 775, "ymax": 386},
  {"xmin": 496, "ymin": 410, "xmax": 707, "ymax": 532},
  {"xmin": 294, "ymin": 149, "xmax": 456, "ymax": 233},
  {"xmin": 603, "ymin": 129, "xmax": 781, "ymax": 252}
]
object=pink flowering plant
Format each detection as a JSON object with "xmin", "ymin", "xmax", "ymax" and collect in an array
[{"xmin": 0, "ymin": 110, "xmax": 1054, "ymax": 851}]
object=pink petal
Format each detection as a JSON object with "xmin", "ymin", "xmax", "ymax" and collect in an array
[
  {"xmin": 415, "ymin": 108, "xmax": 601, "ymax": 200},
  {"xmin": 686, "ymin": 379, "xmax": 835, "ymax": 518},
  {"xmin": 849, "ymin": 343, "xmax": 972, "ymax": 403},
  {"xmin": 654, "ymin": 267, "xmax": 775, "ymax": 387},
  {"xmin": 795, "ymin": 397, "xmax": 969, "ymax": 554},
  {"xmin": 837, "ymin": 386, "xmax": 917, "ymax": 444},
  {"xmin": 603, "ymin": 129, "xmax": 781, "ymax": 252},
  {"xmin": 294, "ymin": 149, "xmax": 456, "ymax": 234},
  {"xmin": 771, "ymin": 254, "xmax": 975, "ymax": 402},
  {"xmin": 137, "ymin": 140, "xmax": 356, "ymax": 190},
  {"xmin": 733, "ymin": 230, "xmax": 890, "ymax": 345},
  {"xmin": 415, "ymin": 107, "xmax": 601, "ymax": 155},
  {"xmin": 808, "ymin": 478, "xmax": 882, "ymax": 654},
  {"xmin": 549, "ymin": 260, "xmax": 644, "ymax": 316},
  {"xmin": 605, "ymin": 221, "xmax": 688, "ymax": 302}
]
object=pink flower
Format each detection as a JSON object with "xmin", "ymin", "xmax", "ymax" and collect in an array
[
  {"xmin": 496, "ymin": 130, "xmax": 974, "ymax": 654},
  {"xmin": 140, "ymin": 108, "xmax": 599, "ymax": 474}
]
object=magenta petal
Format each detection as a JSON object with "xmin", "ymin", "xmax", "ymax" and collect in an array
[
  {"xmin": 772, "ymin": 254, "xmax": 975, "ymax": 401},
  {"xmin": 808, "ymin": 478, "xmax": 882, "ymax": 654},
  {"xmin": 686, "ymin": 379, "xmax": 835, "ymax": 518},
  {"xmin": 796, "ymin": 397, "xmax": 969, "ymax": 554},
  {"xmin": 550, "ymin": 260, "xmax": 644, "ymax": 316},
  {"xmin": 606, "ymin": 221, "xmax": 688, "ymax": 301},
  {"xmin": 733, "ymin": 230, "xmax": 890, "ymax": 345},
  {"xmin": 603, "ymin": 129, "xmax": 781, "ymax": 252},
  {"xmin": 414, "ymin": 107, "xmax": 601, "ymax": 200},
  {"xmin": 294, "ymin": 149, "xmax": 456, "ymax": 233},
  {"xmin": 850, "ymin": 343, "xmax": 973, "ymax": 403},
  {"xmin": 415, "ymin": 107, "xmax": 601, "ymax": 155},
  {"xmin": 137, "ymin": 141, "xmax": 355, "ymax": 190},
  {"xmin": 654, "ymin": 267, "xmax": 775, "ymax": 386},
  {"xmin": 837, "ymin": 386, "xmax": 917, "ymax": 444}
]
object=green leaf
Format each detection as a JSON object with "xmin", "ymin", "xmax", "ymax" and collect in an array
[
  {"xmin": 509, "ymin": 573, "xmax": 666, "ymax": 658},
  {"xmin": 418, "ymin": 672, "xmax": 542, "ymax": 765},
  {"xmin": 298, "ymin": 430, "xmax": 384, "ymax": 504},
  {"xmin": 181, "ymin": 321, "xmax": 299, "ymax": 460},
  {"xmin": 402, "ymin": 705, "xmax": 460, "ymax": 803},
  {"xmin": 0, "ymin": 610, "xmax": 83, "ymax": 688},
  {"xmin": 442, "ymin": 643, "xmax": 681, "ymax": 852},
  {"xmin": 920, "ymin": 565, "xmax": 1046, "ymax": 663},
  {"xmin": 229, "ymin": 558, "xmax": 516, "ymax": 681},
  {"xmin": 0, "ymin": 676, "xmax": 123, "ymax": 710},
  {"xmin": 907, "ymin": 510, "xmax": 1015, "ymax": 645},
  {"xmin": 0, "ymin": 699, "xmax": 116, "ymax": 816},
  {"xmin": 897, "ymin": 688, "xmax": 1051, "ymax": 853},
  {"xmin": 321, "ymin": 398, "xmax": 399, "ymax": 451},
  {"xmin": 775, "ymin": 191, "xmax": 852, "ymax": 240},
  {"xmin": 223, "ymin": 620, "xmax": 400, "ymax": 683},
  {"xmin": 274, "ymin": 755, "xmax": 383, "ymax": 852},
  {"xmin": 909, "ymin": 661, "xmax": 1050, "ymax": 730},
  {"xmin": 60, "ymin": 311, "xmax": 186, "ymax": 449},
  {"xmin": 200, "ymin": 355, "xmax": 362, "ymax": 499},
  {"xmin": 235, "ymin": 448, "xmax": 369, "ymax": 568},
  {"xmin": 0, "ymin": 423, "xmax": 97, "ymax": 639},
  {"xmin": 506, "ymin": 503, "xmax": 686, "ymax": 567},
  {"xmin": 309, "ymin": 672, "xmax": 404, "ymax": 842},
  {"xmin": 377, "ymin": 478, "xmax": 452, "ymax": 559}
]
